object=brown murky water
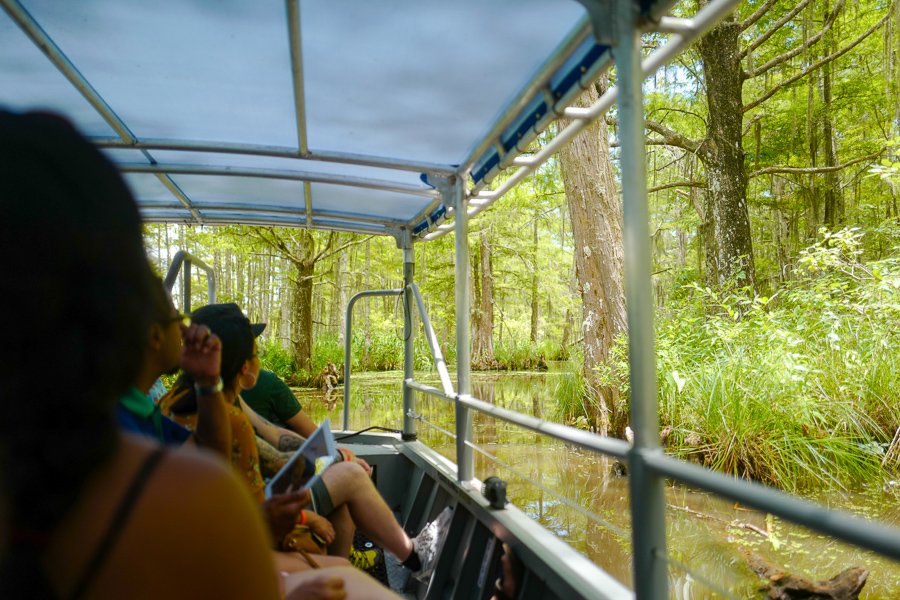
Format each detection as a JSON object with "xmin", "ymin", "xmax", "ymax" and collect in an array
[{"xmin": 300, "ymin": 370, "xmax": 900, "ymax": 598}]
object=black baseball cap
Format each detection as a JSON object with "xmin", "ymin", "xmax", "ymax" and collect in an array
[{"xmin": 190, "ymin": 303, "xmax": 266, "ymax": 382}]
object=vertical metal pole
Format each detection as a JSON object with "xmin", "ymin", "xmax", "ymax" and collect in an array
[
  {"xmin": 402, "ymin": 234, "xmax": 417, "ymax": 440},
  {"xmin": 343, "ymin": 300, "xmax": 353, "ymax": 432},
  {"xmin": 615, "ymin": 1, "xmax": 669, "ymax": 597},
  {"xmin": 344, "ymin": 289, "xmax": 402, "ymax": 431},
  {"xmin": 183, "ymin": 260, "xmax": 192, "ymax": 313},
  {"xmin": 451, "ymin": 177, "xmax": 474, "ymax": 482}
]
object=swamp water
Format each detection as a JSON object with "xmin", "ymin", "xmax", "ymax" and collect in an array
[{"xmin": 299, "ymin": 370, "xmax": 900, "ymax": 598}]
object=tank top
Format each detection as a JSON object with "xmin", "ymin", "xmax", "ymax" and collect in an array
[{"xmin": 3, "ymin": 447, "xmax": 168, "ymax": 600}]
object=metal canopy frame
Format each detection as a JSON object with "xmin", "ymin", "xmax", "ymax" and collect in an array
[
  {"xmin": 7, "ymin": 1, "xmax": 900, "ymax": 598},
  {"xmin": 1, "ymin": 0, "xmax": 663, "ymax": 241}
]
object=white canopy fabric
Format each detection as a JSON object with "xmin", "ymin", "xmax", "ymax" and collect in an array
[{"xmin": 0, "ymin": 0, "xmax": 673, "ymax": 239}]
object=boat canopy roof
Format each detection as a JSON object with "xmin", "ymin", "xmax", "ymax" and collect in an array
[{"xmin": 1, "ymin": 0, "xmax": 674, "ymax": 240}]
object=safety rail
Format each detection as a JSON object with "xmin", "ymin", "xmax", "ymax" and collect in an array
[
  {"xmin": 404, "ymin": 381, "xmax": 900, "ymax": 562},
  {"xmin": 405, "ymin": 381, "xmax": 629, "ymax": 460},
  {"xmin": 342, "ymin": 275, "xmax": 900, "ymax": 593},
  {"xmin": 163, "ymin": 249, "xmax": 216, "ymax": 312},
  {"xmin": 318, "ymin": 0, "xmax": 900, "ymax": 594},
  {"xmin": 406, "ymin": 284, "xmax": 454, "ymax": 397},
  {"xmin": 342, "ymin": 289, "xmax": 403, "ymax": 431}
]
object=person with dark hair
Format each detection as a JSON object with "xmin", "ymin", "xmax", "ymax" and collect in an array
[
  {"xmin": 158, "ymin": 303, "xmax": 359, "ymax": 573},
  {"xmin": 160, "ymin": 302, "xmax": 270, "ymax": 501},
  {"xmin": 160, "ymin": 303, "xmax": 451, "ymax": 579},
  {"xmin": 0, "ymin": 110, "xmax": 399, "ymax": 600},
  {"xmin": 0, "ymin": 109, "xmax": 278, "ymax": 599},
  {"xmin": 117, "ymin": 276, "xmax": 229, "ymax": 450}
]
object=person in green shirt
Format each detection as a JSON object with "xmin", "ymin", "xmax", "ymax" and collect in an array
[
  {"xmin": 241, "ymin": 369, "xmax": 317, "ymax": 438},
  {"xmin": 117, "ymin": 277, "xmax": 230, "ymax": 456}
]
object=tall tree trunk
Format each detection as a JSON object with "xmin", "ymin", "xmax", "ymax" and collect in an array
[
  {"xmin": 558, "ymin": 76, "xmax": 627, "ymax": 436},
  {"xmin": 698, "ymin": 13, "xmax": 756, "ymax": 290},
  {"xmin": 806, "ymin": 6, "xmax": 821, "ymax": 238},
  {"xmin": 363, "ymin": 239, "xmax": 371, "ymax": 352},
  {"xmin": 822, "ymin": 0, "xmax": 842, "ymax": 228},
  {"xmin": 291, "ymin": 260, "xmax": 314, "ymax": 372},
  {"xmin": 284, "ymin": 231, "xmax": 317, "ymax": 372},
  {"xmin": 530, "ymin": 210, "xmax": 539, "ymax": 343},
  {"xmin": 279, "ymin": 272, "xmax": 292, "ymax": 351},
  {"xmin": 471, "ymin": 230, "xmax": 496, "ymax": 369},
  {"xmin": 773, "ymin": 176, "xmax": 791, "ymax": 282}
]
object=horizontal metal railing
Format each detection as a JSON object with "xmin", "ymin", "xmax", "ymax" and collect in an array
[
  {"xmin": 405, "ymin": 381, "xmax": 629, "ymax": 460},
  {"xmin": 342, "ymin": 289, "xmax": 403, "ymax": 431},
  {"xmin": 405, "ymin": 377, "xmax": 900, "ymax": 562},
  {"xmin": 330, "ymin": 258, "xmax": 900, "ymax": 574},
  {"xmin": 643, "ymin": 451, "xmax": 900, "ymax": 561},
  {"xmin": 163, "ymin": 249, "xmax": 217, "ymax": 312}
]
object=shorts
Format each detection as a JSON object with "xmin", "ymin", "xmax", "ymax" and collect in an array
[{"xmin": 309, "ymin": 476, "xmax": 334, "ymax": 516}]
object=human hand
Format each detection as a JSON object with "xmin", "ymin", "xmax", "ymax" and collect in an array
[
  {"xmin": 306, "ymin": 511, "xmax": 335, "ymax": 546},
  {"xmin": 261, "ymin": 490, "xmax": 309, "ymax": 544},
  {"xmin": 181, "ymin": 324, "xmax": 221, "ymax": 387},
  {"xmin": 490, "ymin": 544, "xmax": 518, "ymax": 600},
  {"xmin": 286, "ymin": 574, "xmax": 346, "ymax": 600}
]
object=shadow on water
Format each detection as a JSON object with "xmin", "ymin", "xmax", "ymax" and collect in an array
[{"xmin": 298, "ymin": 371, "xmax": 900, "ymax": 598}]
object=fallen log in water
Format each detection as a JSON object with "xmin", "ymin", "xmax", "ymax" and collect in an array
[
  {"xmin": 668, "ymin": 505, "xmax": 869, "ymax": 599},
  {"xmin": 739, "ymin": 546, "xmax": 868, "ymax": 599}
]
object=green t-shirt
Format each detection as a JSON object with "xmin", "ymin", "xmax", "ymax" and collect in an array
[{"xmin": 241, "ymin": 369, "xmax": 302, "ymax": 427}]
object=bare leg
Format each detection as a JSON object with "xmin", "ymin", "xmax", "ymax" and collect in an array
[
  {"xmin": 284, "ymin": 566, "xmax": 402, "ymax": 600},
  {"xmin": 328, "ymin": 503, "xmax": 355, "ymax": 557},
  {"xmin": 273, "ymin": 550, "xmax": 351, "ymax": 573},
  {"xmin": 321, "ymin": 461, "xmax": 413, "ymax": 561}
]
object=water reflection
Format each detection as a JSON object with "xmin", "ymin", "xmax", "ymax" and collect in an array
[{"xmin": 298, "ymin": 371, "xmax": 900, "ymax": 598}]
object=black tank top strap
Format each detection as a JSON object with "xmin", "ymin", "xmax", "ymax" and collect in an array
[{"xmin": 66, "ymin": 446, "xmax": 166, "ymax": 600}]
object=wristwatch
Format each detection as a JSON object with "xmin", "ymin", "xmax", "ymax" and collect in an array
[{"xmin": 194, "ymin": 377, "xmax": 224, "ymax": 396}]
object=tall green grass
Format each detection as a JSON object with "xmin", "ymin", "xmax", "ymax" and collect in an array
[
  {"xmin": 561, "ymin": 228, "xmax": 900, "ymax": 491},
  {"xmin": 494, "ymin": 339, "xmax": 564, "ymax": 370}
]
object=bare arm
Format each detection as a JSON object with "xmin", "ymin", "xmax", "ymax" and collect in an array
[
  {"xmin": 182, "ymin": 324, "xmax": 231, "ymax": 457},
  {"xmin": 284, "ymin": 410, "xmax": 318, "ymax": 439},
  {"xmin": 239, "ymin": 397, "xmax": 306, "ymax": 451}
]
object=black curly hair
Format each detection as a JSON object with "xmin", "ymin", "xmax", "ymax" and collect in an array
[{"xmin": 0, "ymin": 110, "xmax": 156, "ymax": 596}]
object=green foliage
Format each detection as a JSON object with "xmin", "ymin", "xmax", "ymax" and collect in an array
[
  {"xmin": 649, "ymin": 228, "xmax": 900, "ymax": 491},
  {"xmin": 553, "ymin": 356, "xmax": 592, "ymax": 429},
  {"xmin": 257, "ymin": 338, "xmax": 300, "ymax": 384},
  {"xmin": 868, "ymin": 137, "xmax": 900, "ymax": 187},
  {"xmin": 493, "ymin": 339, "xmax": 565, "ymax": 371}
]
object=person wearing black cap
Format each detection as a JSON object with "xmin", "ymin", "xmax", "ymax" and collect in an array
[
  {"xmin": 159, "ymin": 303, "xmax": 273, "ymax": 503},
  {"xmin": 0, "ymin": 110, "xmax": 380, "ymax": 600},
  {"xmin": 160, "ymin": 303, "xmax": 448, "ymax": 580}
]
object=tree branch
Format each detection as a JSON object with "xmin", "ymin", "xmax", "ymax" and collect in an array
[
  {"xmin": 252, "ymin": 227, "xmax": 300, "ymax": 264},
  {"xmin": 745, "ymin": 0, "xmax": 845, "ymax": 79},
  {"xmin": 643, "ymin": 119, "xmax": 706, "ymax": 156},
  {"xmin": 649, "ymin": 181, "xmax": 706, "ymax": 194},
  {"xmin": 317, "ymin": 234, "xmax": 375, "ymax": 264},
  {"xmin": 741, "ymin": 0, "xmax": 811, "ymax": 58},
  {"xmin": 743, "ymin": 12, "xmax": 889, "ymax": 113},
  {"xmin": 647, "ymin": 107, "xmax": 707, "ymax": 128},
  {"xmin": 611, "ymin": 138, "xmax": 687, "ymax": 148},
  {"xmin": 742, "ymin": 113, "xmax": 763, "ymax": 137},
  {"xmin": 740, "ymin": 0, "xmax": 783, "ymax": 32},
  {"xmin": 312, "ymin": 231, "xmax": 336, "ymax": 263},
  {"xmin": 748, "ymin": 149, "xmax": 884, "ymax": 178}
]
